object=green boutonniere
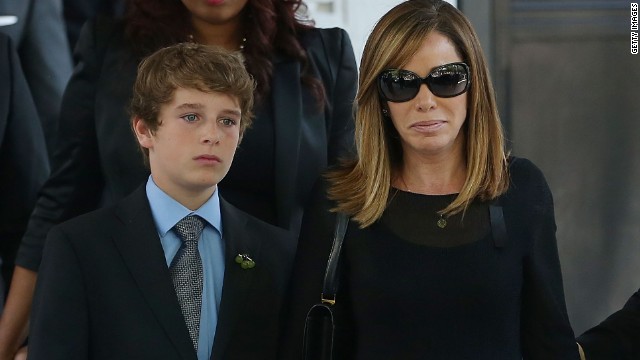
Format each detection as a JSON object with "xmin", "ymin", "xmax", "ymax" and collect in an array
[{"xmin": 234, "ymin": 254, "xmax": 255, "ymax": 269}]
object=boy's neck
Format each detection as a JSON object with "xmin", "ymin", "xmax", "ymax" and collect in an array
[
  {"xmin": 175, "ymin": 190, "xmax": 215, "ymax": 211},
  {"xmin": 153, "ymin": 178, "xmax": 217, "ymax": 211}
]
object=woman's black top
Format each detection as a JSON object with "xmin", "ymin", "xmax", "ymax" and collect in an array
[
  {"xmin": 346, "ymin": 190, "xmax": 516, "ymax": 359},
  {"xmin": 280, "ymin": 157, "xmax": 580, "ymax": 360}
]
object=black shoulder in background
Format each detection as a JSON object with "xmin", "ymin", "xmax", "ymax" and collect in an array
[
  {"xmin": 73, "ymin": 15, "xmax": 126, "ymax": 60},
  {"xmin": 300, "ymin": 26, "xmax": 350, "ymax": 66}
]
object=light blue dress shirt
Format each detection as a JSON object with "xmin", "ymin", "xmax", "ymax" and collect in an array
[{"xmin": 146, "ymin": 176, "xmax": 225, "ymax": 360}]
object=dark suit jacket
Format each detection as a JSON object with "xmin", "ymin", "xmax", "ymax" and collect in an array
[
  {"xmin": 29, "ymin": 186, "xmax": 295, "ymax": 360},
  {"xmin": 0, "ymin": 0, "xmax": 72, "ymax": 154},
  {"xmin": 17, "ymin": 18, "xmax": 357, "ymax": 271},
  {"xmin": 577, "ymin": 289, "xmax": 640, "ymax": 360},
  {"xmin": 0, "ymin": 33, "xmax": 49, "ymax": 301},
  {"xmin": 62, "ymin": 0, "xmax": 126, "ymax": 51}
]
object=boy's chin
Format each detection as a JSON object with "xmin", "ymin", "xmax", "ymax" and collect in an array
[
  {"xmin": 193, "ymin": 171, "xmax": 227, "ymax": 186},
  {"xmin": 192, "ymin": 180, "xmax": 221, "ymax": 191}
]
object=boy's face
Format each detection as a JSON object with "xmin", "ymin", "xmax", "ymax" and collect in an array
[{"xmin": 134, "ymin": 87, "xmax": 241, "ymax": 202}]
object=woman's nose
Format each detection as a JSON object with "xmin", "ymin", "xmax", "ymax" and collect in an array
[{"xmin": 414, "ymin": 83, "xmax": 438, "ymax": 111}]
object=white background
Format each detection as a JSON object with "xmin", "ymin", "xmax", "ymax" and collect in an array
[{"xmin": 305, "ymin": 0, "xmax": 458, "ymax": 66}]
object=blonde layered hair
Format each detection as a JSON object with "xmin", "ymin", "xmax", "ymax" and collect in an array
[{"xmin": 327, "ymin": 0, "xmax": 509, "ymax": 227}]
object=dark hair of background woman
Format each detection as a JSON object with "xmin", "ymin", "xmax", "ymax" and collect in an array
[{"xmin": 124, "ymin": 0, "xmax": 324, "ymax": 104}]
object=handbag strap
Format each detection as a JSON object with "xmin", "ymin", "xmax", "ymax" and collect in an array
[
  {"xmin": 489, "ymin": 198, "xmax": 508, "ymax": 248},
  {"xmin": 320, "ymin": 212, "xmax": 349, "ymax": 305}
]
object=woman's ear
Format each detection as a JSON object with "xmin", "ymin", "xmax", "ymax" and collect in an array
[{"xmin": 132, "ymin": 116, "xmax": 154, "ymax": 150}]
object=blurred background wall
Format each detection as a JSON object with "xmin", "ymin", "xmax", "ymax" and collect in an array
[
  {"xmin": 306, "ymin": 0, "xmax": 457, "ymax": 65},
  {"xmin": 308, "ymin": 0, "xmax": 640, "ymax": 334}
]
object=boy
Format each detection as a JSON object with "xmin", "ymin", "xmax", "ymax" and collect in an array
[{"xmin": 28, "ymin": 43, "xmax": 294, "ymax": 360}]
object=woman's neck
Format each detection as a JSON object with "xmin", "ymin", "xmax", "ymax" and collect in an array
[
  {"xmin": 190, "ymin": 18, "xmax": 244, "ymax": 51},
  {"xmin": 396, "ymin": 151, "xmax": 467, "ymax": 195}
]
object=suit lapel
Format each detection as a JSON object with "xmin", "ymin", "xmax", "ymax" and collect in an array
[
  {"xmin": 271, "ymin": 58, "xmax": 303, "ymax": 231},
  {"xmin": 112, "ymin": 186, "xmax": 196, "ymax": 360},
  {"xmin": 211, "ymin": 198, "xmax": 263, "ymax": 359}
]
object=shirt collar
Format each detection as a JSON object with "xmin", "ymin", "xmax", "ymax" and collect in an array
[{"xmin": 145, "ymin": 176, "xmax": 223, "ymax": 237}]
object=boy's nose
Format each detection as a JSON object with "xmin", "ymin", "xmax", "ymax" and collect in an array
[{"xmin": 202, "ymin": 130, "xmax": 221, "ymax": 144}]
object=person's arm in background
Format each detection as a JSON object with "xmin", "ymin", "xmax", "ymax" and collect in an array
[
  {"xmin": 576, "ymin": 289, "xmax": 640, "ymax": 360},
  {"xmin": 17, "ymin": 0, "xmax": 73, "ymax": 155},
  {"xmin": 0, "ymin": 268, "xmax": 36, "ymax": 360},
  {"xmin": 0, "ymin": 33, "xmax": 49, "ymax": 360},
  {"xmin": 0, "ymin": 19, "xmax": 112, "ymax": 359}
]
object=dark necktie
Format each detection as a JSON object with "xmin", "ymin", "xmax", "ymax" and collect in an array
[{"xmin": 170, "ymin": 215, "xmax": 205, "ymax": 351}]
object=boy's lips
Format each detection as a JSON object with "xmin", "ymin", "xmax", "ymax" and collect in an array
[{"xmin": 194, "ymin": 154, "xmax": 221, "ymax": 164}]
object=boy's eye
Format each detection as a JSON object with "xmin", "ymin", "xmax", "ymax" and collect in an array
[
  {"xmin": 220, "ymin": 118, "xmax": 237, "ymax": 126},
  {"xmin": 181, "ymin": 114, "xmax": 198, "ymax": 122}
]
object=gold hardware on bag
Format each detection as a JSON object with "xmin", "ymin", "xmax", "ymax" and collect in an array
[{"xmin": 321, "ymin": 294, "xmax": 336, "ymax": 305}]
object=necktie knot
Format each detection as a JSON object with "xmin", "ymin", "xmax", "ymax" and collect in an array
[{"xmin": 174, "ymin": 215, "xmax": 205, "ymax": 244}]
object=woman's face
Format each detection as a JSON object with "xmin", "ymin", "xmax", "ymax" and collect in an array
[
  {"xmin": 386, "ymin": 32, "xmax": 468, "ymax": 160},
  {"xmin": 180, "ymin": 0, "xmax": 249, "ymax": 25}
]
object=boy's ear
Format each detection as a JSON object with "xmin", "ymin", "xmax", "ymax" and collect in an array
[{"xmin": 133, "ymin": 116, "xmax": 154, "ymax": 149}]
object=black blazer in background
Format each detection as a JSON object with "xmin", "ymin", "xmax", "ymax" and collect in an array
[
  {"xmin": 16, "ymin": 17, "xmax": 357, "ymax": 272},
  {"xmin": 62, "ymin": 0, "xmax": 126, "ymax": 51},
  {"xmin": 577, "ymin": 289, "xmax": 640, "ymax": 360},
  {"xmin": 29, "ymin": 186, "xmax": 295, "ymax": 360},
  {"xmin": 0, "ymin": 33, "xmax": 49, "ymax": 297},
  {"xmin": 0, "ymin": 0, "xmax": 72, "ymax": 154}
]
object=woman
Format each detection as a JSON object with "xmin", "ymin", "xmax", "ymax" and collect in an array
[
  {"xmin": 281, "ymin": 0, "xmax": 579, "ymax": 359},
  {"xmin": 0, "ymin": 0, "xmax": 357, "ymax": 358}
]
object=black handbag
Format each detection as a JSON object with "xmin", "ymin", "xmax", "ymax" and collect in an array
[{"xmin": 302, "ymin": 212, "xmax": 349, "ymax": 360}]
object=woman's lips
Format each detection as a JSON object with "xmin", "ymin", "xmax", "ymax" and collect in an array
[{"xmin": 411, "ymin": 120, "xmax": 445, "ymax": 132}]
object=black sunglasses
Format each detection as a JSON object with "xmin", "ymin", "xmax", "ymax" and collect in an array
[{"xmin": 378, "ymin": 62, "xmax": 470, "ymax": 102}]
